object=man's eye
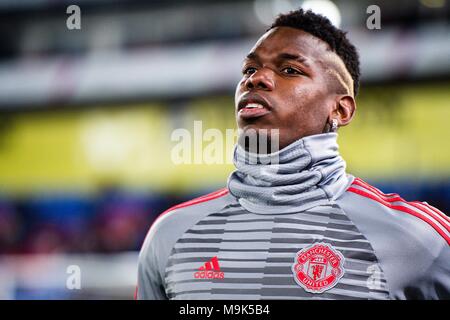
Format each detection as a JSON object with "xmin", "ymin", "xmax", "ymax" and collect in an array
[
  {"xmin": 282, "ymin": 67, "xmax": 301, "ymax": 75},
  {"xmin": 243, "ymin": 67, "xmax": 257, "ymax": 75}
]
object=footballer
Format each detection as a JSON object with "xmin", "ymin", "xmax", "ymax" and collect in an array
[{"xmin": 137, "ymin": 9, "xmax": 449, "ymax": 300}]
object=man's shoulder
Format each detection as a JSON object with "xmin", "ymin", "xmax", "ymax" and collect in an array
[
  {"xmin": 336, "ymin": 177, "xmax": 449, "ymax": 297},
  {"xmin": 336, "ymin": 177, "xmax": 449, "ymax": 247},
  {"xmin": 145, "ymin": 187, "xmax": 232, "ymax": 241},
  {"xmin": 138, "ymin": 187, "xmax": 233, "ymax": 276}
]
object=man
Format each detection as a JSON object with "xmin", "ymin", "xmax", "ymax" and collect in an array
[{"xmin": 137, "ymin": 9, "xmax": 449, "ymax": 300}]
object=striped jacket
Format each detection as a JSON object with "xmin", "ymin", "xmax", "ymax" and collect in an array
[{"xmin": 137, "ymin": 177, "xmax": 449, "ymax": 300}]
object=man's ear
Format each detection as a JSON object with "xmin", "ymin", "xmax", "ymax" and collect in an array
[{"xmin": 331, "ymin": 95, "xmax": 356, "ymax": 127}]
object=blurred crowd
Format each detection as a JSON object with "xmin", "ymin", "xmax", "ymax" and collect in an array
[
  {"xmin": 0, "ymin": 182, "xmax": 448, "ymax": 255},
  {"xmin": 0, "ymin": 188, "xmax": 192, "ymax": 254}
]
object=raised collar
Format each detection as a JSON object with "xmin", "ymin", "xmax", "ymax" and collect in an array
[{"xmin": 227, "ymin": 133, "xmax": 352, "ymax": 214}]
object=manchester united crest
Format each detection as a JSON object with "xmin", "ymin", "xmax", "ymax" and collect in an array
[{"xmin": 292, "ymin": 242, "xmax": 345, "ymax": 294}]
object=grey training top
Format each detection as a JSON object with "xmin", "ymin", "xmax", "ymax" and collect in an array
[{"xmin": 137, "ymin": 133, "xmax": 450, "ymax": 300}]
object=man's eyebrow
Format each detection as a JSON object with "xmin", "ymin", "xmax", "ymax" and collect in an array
[
  {"xmin": 244, "ymin": 52, "xmax": 259, "ymax": 62},
  {"xmin": 243, "ymin": 52, "xmax": 310, "ymax": 67},
  {"xmin": 276, "ymin": 52, "xmax": 310, "ymax": 67}
]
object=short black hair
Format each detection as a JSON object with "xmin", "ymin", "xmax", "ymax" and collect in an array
[{"xmin": 269, "ymin": 9, "xmax": 360, "ymax": 96}]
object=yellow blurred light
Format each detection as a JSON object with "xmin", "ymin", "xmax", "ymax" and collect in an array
[
  {"xmin": 0, "ymin": 83, "xmax": 449, "ymax": 195},
  {"xmin": 420, "ymin": 0, "xmax": 446, "ymax": 9}
]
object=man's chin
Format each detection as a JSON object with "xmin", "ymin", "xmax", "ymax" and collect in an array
[{"xmin": 237, "ymin": 127, "xmax": 281, "ymax": 154}]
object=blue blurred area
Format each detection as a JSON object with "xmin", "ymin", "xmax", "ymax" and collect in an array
[
  {"xmin": 14, "ymin": 288, "xmax": 72, "ymax": 300},
  {"xmin": 0, "ymin": 190, "xmax": 184, "ymax": 254},
  {"xmin": 0, "ymin": 183, "xmax": 448, "ymax": 255}
]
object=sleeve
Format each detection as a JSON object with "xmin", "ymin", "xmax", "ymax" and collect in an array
[{"xmin": 136, "ymin": 226, "xmax": 168, "ymax": 300}]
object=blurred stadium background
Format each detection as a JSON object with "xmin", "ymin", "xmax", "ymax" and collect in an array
[{"xmin": 0, "ymin": 0, "xmax": 449, "ymax": 299}]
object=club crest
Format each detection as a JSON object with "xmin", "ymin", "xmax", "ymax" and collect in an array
[{"xmin": 292, "ymin": 242, "xmax": 345, "ymax": 294}]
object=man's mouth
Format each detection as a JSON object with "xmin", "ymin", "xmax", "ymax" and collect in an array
[{"xmin": 237, "ymin": 97, "xmax": 272, "ymax": 119}]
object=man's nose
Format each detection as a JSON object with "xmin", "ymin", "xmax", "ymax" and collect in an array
[{"xmin": 244, "ymin": 68, "xmax": 275, "ymax": 91}]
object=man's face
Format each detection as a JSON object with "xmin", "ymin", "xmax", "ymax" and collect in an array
[{"xmin": 235, "ymin": 27, "xmax": 341, "ymax": 150}]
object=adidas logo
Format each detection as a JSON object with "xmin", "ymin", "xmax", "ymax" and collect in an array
[{"xmin": 194, "ymin": 256, "xmax": 225, "ymax": 279}]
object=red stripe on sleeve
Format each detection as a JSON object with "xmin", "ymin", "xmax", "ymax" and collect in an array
[
  {"xmin": 152, "ymin": 188, "xmax": 229, "ymax": 227},
  {"xmin": 140, "ymin": 188, "xmax": 229, "ymax": 248},
  {"xmin": 353, "ymin": 178, "xmax": 450, "ymax": 231},
  {"xmin": 347, "ymin": 186, "xmax": 450, "ymax": 245}
]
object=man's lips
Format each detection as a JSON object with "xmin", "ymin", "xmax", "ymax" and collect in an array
[{"xmin": 237, "ymin": 96, "xmax": 272, "ymax": 119}]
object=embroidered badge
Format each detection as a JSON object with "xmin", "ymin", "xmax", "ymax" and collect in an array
[{"xmin": 292, "ymin": 242, "xmax": 345, "ymax": 293}]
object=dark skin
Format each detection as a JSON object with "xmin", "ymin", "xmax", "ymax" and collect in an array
[{"xmin": 235, "ymin": 27, "xmax": 356, "ymax": 150}]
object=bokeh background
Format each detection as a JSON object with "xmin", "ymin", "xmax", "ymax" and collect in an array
[{"xmin": 0, "ymin": 0, "xmax": 449, "ymax": 299}]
